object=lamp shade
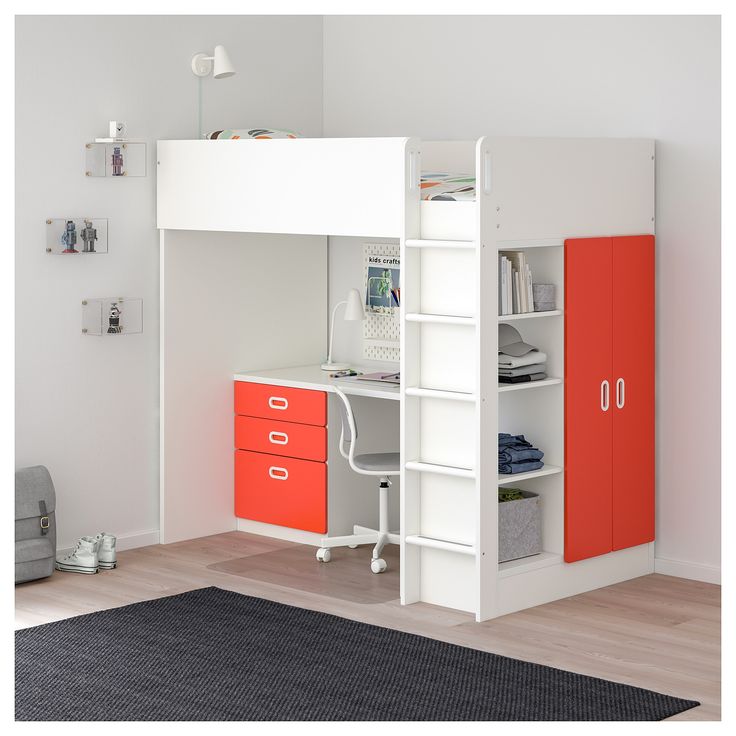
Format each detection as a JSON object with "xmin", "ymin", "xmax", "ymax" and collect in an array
[
  {"xmin": 343, "ymin": 289, "xmax": 365, "ymax": 321},
  {"xmin": 212, "ymin": 45, "xmax": 236, "ymax": 78}
]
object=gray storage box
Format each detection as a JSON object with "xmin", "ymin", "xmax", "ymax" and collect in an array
[
  {"xmin": 499, "ymin": 490, "xmax": 541, "ymax": 563},
  {"xmin": 15, "ymin": 465, "xmax": 57, "ymax": 584}
]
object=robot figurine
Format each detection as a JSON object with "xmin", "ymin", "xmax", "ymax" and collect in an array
[
  {"xmin": 61, "ymin": 220, "xmax": 79, "ymax": 253},
  {"xmin": 111, "ymin": 146, "xmax": 124, "ymax": 176},
  {"xmin": 80, "ymin": 219, "xmax": 98, "ymax": 253},
  {"xmin": 107, "ymin": 302, "xmax": 122, "ymax": 333}
]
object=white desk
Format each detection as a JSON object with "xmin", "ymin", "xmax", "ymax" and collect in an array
[{"xmin": 233, "ymin": 364, "xmax": 400, "ymax": 400}]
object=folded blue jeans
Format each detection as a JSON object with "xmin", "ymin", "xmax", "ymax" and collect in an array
[
  {"xmin": 499, "ymin": 446, "xmax": 545, "ymax": 463},
  {"xmin": 498, "ymin": 433, "xmax": 532, "ymax": 448},
  {"xmin": 498, "ymin": 460, "xmax": 544, "ymax": 474}
]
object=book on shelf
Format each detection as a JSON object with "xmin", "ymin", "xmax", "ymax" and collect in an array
[{"xmin": 499, "ymin": 250, "xmax": 536, "ymax": 316}]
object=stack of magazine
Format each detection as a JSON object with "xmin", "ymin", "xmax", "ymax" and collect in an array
[{"xmin": 499, "ymin": 251, "xmax": 534, "ymax": 315}]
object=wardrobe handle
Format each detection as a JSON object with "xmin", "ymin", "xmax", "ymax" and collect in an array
[
  {"xmin": 600, "ymin": 380, "xmax": 609, "ymax": 412},
  {"xmin": 616, "ymin": 378, "xmax": 625, "ymax": 409},
  {"xmin": 268, "ymin": 396, "xmax": 288, "ymax": 411},
  {"xmin": 268, "ymin": 466, "xmax": 289, "ymax": 481},
  {"xmin": 268, "ymin": 431, "xmax": 289, "ymax": 445}
]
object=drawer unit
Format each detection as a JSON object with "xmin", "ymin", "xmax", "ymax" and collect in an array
[
  {"xmin": 234, "ymin": 415, "xmax": 327, "ymax": 462},
  {"xmin": 234, "ymin": 450, "xmax": 327, "ymax": 533},
  {"xmin": 234, "ymin": 381, "xmax": 327, "ymax": 426}
]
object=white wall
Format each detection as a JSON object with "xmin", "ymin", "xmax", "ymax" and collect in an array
[
  {"xmin": 323, "ymin": 15, "xmax": 721, "ymax": 582},
  {"xmin": 15, "ymin": 15, "xmax": 323, "ymax": 550}
]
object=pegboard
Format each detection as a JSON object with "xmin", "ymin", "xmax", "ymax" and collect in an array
[{"xmin": 363, "ymin": 243, "xmax": 400, "ymax": 362}]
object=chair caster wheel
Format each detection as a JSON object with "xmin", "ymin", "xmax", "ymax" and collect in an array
[
  {"xmin": 348, "ymin": 544, "xmax": 358, "ymax": 549},
  {"xmin": 316, "ymin": 548, "xmax": 331, "ymax": 563},
  {"xmin": 370, "ymin": 558, "xmax": 387, "ymax": 574}
]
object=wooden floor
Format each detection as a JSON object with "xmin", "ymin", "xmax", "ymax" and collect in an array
[{"xmin": 15, "ymin": 531, "xmax": 720, "ymax": 721}]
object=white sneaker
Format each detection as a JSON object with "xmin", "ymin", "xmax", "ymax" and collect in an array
[
  {"xmin": 94, "ymin": 532, "xmax": 117, "ymax": 570},
  {"xmin": 55, "ymin": 536, "xmax": 99, "ymax": 575}
]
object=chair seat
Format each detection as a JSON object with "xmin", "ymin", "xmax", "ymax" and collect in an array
[{"xmin": 353, "ymin": 452, "xmax": 401, "ymax": 473}]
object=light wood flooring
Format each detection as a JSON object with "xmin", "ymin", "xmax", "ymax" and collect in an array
[{"xmin": 15, "ymin": 531, "xmax": 720, "ymax": 721}]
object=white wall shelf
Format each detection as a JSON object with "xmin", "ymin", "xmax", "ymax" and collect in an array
[
  {"xmin": 498, "ymin": 377, "xmax": 562, "ymax": 393},
  {"xmin": 498, "ymin": 310, "xmax": 562, "ymax": 321},
  {"xmin": 498, "ymin": 465, "xmax": 563, "ymax": 484}
]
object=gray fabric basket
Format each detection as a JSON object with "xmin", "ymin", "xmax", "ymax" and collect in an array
[
  {"xmin": 499, "ymin": 490, "xmax": 541, "ymax": 563},
  {"xmin": 15, "ymin": 466, "xmax": 57, "ymax": 584}
]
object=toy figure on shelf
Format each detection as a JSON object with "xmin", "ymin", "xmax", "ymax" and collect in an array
[
  {"xmin": 111, "ymin": 146, "xmax": 124, "ymax": 176},
  {"xmin": 107, "ymin": 302, "xmax": 122, "ymax": 333},
  {"xmin": 61, "ymin": 220, "xmax": 78, "ymax": 253},
  {"xmin": 80, "ymin": 219, "xmax": 97, "ymax": 253}
]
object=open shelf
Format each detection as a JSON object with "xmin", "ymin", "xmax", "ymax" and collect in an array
[
  {"xmin": 498, "ymin": 551, "xmax": 563, "ymax": 578},
  {"xmin": 498, "ymin": 309, "xmax": 562, "ymax": 321},
  {"xmin": 498, "ymin": 465, "xmax": 563, "ymax": 484},
  {"xmin": 498, "ymin": 377, "xmax": 562, "ymax": 393}
]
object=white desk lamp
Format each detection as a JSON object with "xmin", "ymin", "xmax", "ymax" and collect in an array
[{"xmin": 321, "ymin": 289, "xmax": 365, "ymax": 371}]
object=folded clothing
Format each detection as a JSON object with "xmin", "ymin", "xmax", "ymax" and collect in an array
[
  {"xmin": 499, "ymin": 373, "xmax": 547, "ymax": 384},
  {"xmin": 499, "ymin": 445, "xmax": 545, "ymax": 464},
  {"xmin": 498, "ymin": 364, "xmax": 546, "ymax": 377},
  {"xmin": 498, "ymin": 433, "xmax": 545, "ymax": 474},
  {"xmin": 499, "ymin": 460, "xmax": 544, "ymax": 475},
  {"xmin": 498, "ymin": 351, "xmax": 548, "ymax": 369}
]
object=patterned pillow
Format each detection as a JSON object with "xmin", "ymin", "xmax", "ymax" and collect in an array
[
  {"xmin": 421, "ymin": 172, "xmax": 476, "ymax": 201},
  {"xmin": 204, "ymin": 128, "xmax": 300, "ymax": 140}
]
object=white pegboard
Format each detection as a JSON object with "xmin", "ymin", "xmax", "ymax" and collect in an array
[{"xmin": 363, "ymin": 243, "xmax": 400, "ymax": 362}]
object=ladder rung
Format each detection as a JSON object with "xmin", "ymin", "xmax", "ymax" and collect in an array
[
  {"xmin": 405, "ymin": 535, "xmax": 476, "ymax": 556},
  {"xmin": 405, "ymin": 239, "xmax": 476, "ymax": 250},
  {"xmin": 404, "ymin": 313, "xmax": 476, "ymax": 326},
  {"xmin": 405, "ymin": 387, "xmax": 476, "ymax": 402},
  {"xmin": 405, "ymin": 461, "xmax": 476, "ymax": 479}
]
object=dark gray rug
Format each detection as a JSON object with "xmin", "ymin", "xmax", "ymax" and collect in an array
[{"xmin": 15, "ymin": 586, "xmax": 699, "ymax": 721}]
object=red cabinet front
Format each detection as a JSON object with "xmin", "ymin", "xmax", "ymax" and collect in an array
[
  {"xmin": 565, "ymin": 237, "xmax": 614, "ymax": 562},
  {"xmin": 234, "ymin": 415, "xmax": 327, "ymax": 462},
  {"xmin": 234, "ymin": 450, "xmax": 327, "ymax": 533},
  {"xmin": 565, "ymin": 235, "xmax": 655, "ymax": 563},
  {"xmin": 612, "ymin": 235, "xmax": 655, "ymax": 550},
  {"xmin": 234, "ymin": 382, "xmax": 326, "ymax": 426}
]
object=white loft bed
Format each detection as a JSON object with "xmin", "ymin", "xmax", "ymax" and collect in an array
[{"xmin": 158, "ymin": 136, "xmax": 655, "ymax": 622}]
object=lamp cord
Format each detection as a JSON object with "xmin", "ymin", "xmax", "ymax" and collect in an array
[{"xmin": 197, "ymin": 76, "xmax": 203, "ymax": 139}]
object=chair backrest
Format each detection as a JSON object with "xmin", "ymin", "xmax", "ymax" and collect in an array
[{"xmin": 333, "ymin": 388, "xmax": 358, "ymax": 459}]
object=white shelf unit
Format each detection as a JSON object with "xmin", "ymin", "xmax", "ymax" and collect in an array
[{"xmin": 157, "ymin": 135, "xmax": 656, "ymax": 623}]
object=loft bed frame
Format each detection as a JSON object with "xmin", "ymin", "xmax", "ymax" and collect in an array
[{"xmin": 158, "ymin": 136, "xmax": 655, "ymax": 622}]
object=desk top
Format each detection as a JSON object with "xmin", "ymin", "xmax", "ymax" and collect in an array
[{"xmin": 233, "ymin": 364, "xmax": 400, "ymax": 401}]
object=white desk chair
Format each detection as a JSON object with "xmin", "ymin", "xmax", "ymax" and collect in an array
[{"xmin": 315, "ymin": 387, "xmax": 400, "ymax": 574}]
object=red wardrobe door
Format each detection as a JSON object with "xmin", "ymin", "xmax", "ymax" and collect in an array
[
  {"xmin": 612, "ymin": 235, "xmax": 655, "ymax": 549},
  {"xmin": 565, "ymin": 237, "xmax": 614, "ymax": 562}
]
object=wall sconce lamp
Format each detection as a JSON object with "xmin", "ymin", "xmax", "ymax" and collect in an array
[{"xmin": 191, "ymin": 45, "xmax": 236, "ymax": 79}]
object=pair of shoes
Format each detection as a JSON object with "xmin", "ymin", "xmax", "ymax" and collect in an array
[{"xmin": 55, "ymin": 532, "xmax": 117, "ymax": 575}]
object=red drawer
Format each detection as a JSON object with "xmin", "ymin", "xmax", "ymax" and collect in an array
[
  {"xmin": 235, "ymin": 450, "xmax": 327, "ymax": 533},
  {"xmin": 234, "ymin": 382, "xmax": 326, "ymax": 426},
  {"xmin": 234, "ymin": 415, "xmax": 327, "ymax": 462}
]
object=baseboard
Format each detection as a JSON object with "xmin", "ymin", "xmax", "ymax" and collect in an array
[
  {"xmin": 57, "ymin": 529, "xmax": 160, "ymax": 557},
  {"xmin": 654, "ymin": 556, "xmax": 721, "ymax": 585}
]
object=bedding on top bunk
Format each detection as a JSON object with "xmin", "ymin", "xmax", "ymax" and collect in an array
[
  {"xmin": 421, "ymin": 172, "xmax": 476, "ymax": 201},
  {"xmin": 203, "ymin": 132, "xmax": 477, "ymax": 200}
]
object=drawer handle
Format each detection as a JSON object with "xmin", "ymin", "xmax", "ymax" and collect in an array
[
  {"xmin": 268, "ymin": 466, "xmax": 289, "ymax": 481},
  {"xmin": 268, "ymin": 396, "xmax": 289, "ymax": 411},
  {"xmin": 269, "ymin": 431, "xmax": 289, "ymax": 445}
]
